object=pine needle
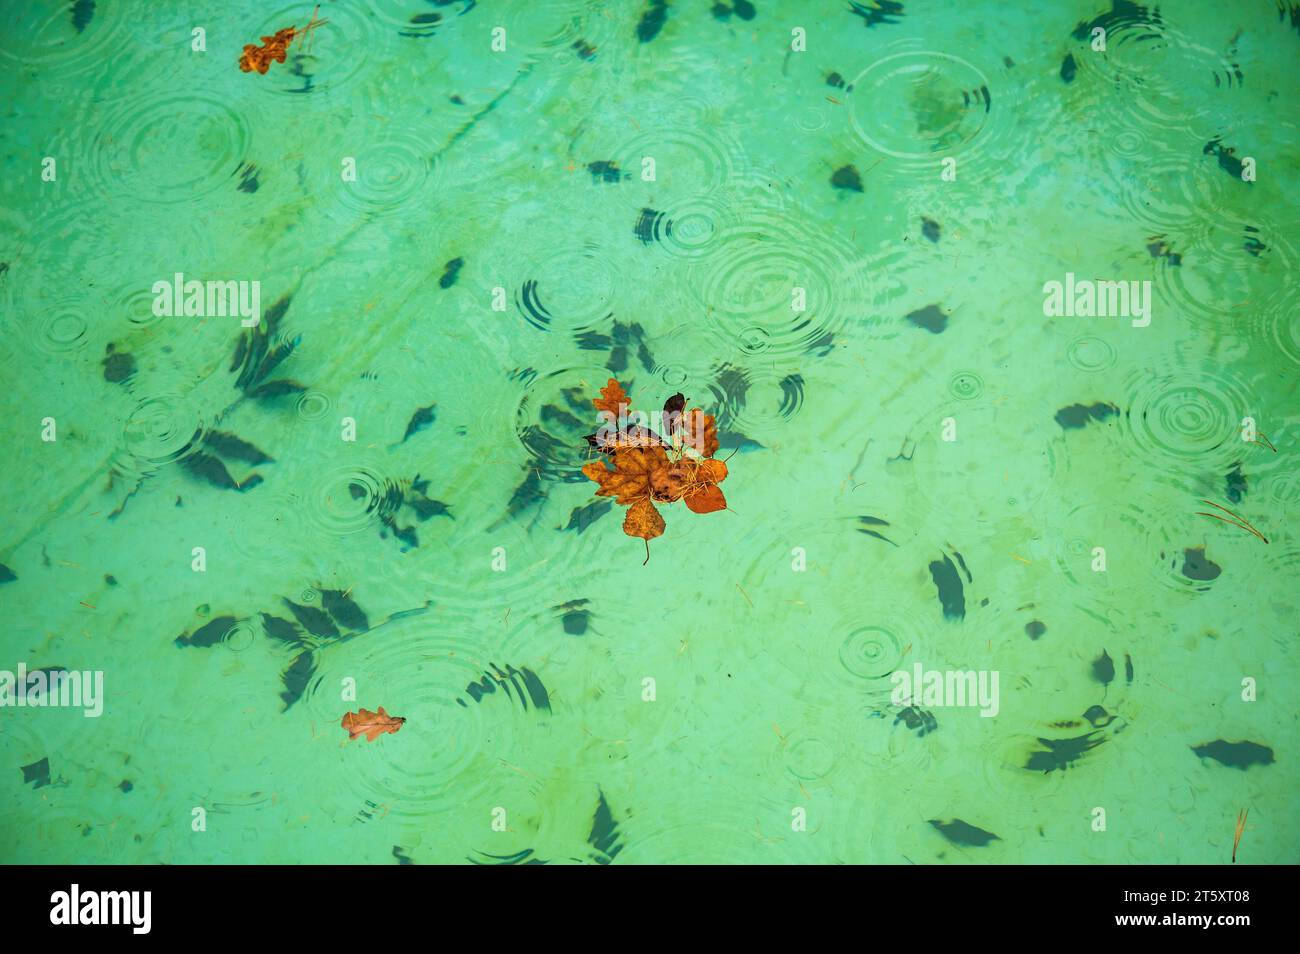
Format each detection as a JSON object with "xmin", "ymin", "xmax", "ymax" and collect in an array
[
  {"xmin": 1195, "ymin": 500, "xmax": 1268, "ymax": 544},
  {"xmin": 1233, "ymin": 808, "xmax": 1248, "ymax": 862}
]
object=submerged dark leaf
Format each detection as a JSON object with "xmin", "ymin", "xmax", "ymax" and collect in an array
[{"xmin": 929, "ymin": 818, "xmax": 999, "ymax": 847}]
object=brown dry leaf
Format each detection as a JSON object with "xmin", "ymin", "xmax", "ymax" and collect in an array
[
  {"xmin": 586, "ymin": 377, "xmax": 666, "ymax": 453},
  {"xmin": 662, "ymin": 392, "xmax": 687, "ymax": 438},
  {"xmin": 341, "ymin": 706, "xmax": 406, "ymax": 742},
  {"xmin": 239, "ymin": 29, "xmax": 296, "ymax": 74},
  {"xmin": 679, "ymin": 457, "xmax": 727, "ymax": 513},
  {"xmin": 239, "ymin": 8, "xmax": 328, "ymax": 74},
  {"xmin": 623, "ymin": 497, "xmax": 666, "ymax": 563},
  {"xmin": 587, "ymin": 424, "xmax": 667, "ymax": 455},
  {"xmin": 684, "ymin": 484, "xmax": 727, "ymax": 514},
  {"xmin": 582, "ymin": 446, "xmax": 670, "ymax": 505},
  {"xmin": 650, "ymin": 461, "xmax": 690, "ymax": 502},
  {"xmin": 592, "ymin": 377, "xmax": 631, "ymax": 417},
  {"xmin": 623, "ymin": 498, "xmax": 665, "ymax": 540},
  {"xmin": 696, "ymin": 458, "xmax": 728, "ymax": 484},
  {"xmin": 683, "ymin": 408, "xmax": 720, "ymax": 458}
]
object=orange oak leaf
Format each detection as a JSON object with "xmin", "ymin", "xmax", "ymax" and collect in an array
[
  {"xmin": 585, "ymin": 378, "xmax": 675, "ymax": 454},
  {"xmin": 239, "ymin": 28, "xmax": 296, "ymax": 73},
  {"xmin": 592, "ymin": 377, "xmax": 631, "ymax": 417},
  {"xmin": 239, "ymin": 8, "xmax": 327, "ymax": 74},
  {"xmin": 683, "ymin": 408, "xmax": 720, "ymax": 458},
  {"xmin": 341, "ymin": 706, "xmax": 406, "ymax": 742}
]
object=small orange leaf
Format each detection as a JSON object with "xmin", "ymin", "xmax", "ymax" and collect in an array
[
  {"xmin": 592, "ymin": 378, "xmax": 631, "ymax": 417},
  {"xmin": 239, "ymin": 9, "xmax": 327, "ymax": 74},
  {"xmin": 341, "ymin": 706, "xmax": 406, "ymax": 742},
  {"xmin": 696, "ymin": 458, "xmax": 728, "ymax": 484},
  {"xmin": 684, "ymin": 484, "xmax": 726, "ymax": 514}
]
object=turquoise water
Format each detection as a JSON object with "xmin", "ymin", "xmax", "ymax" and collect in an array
[{"xmin": 0, "ymin": 0, "xmax": 1296, "ymax": 864}]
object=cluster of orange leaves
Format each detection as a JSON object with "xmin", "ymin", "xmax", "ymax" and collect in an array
[
  {"xmin": 239, "ymin": 8, "xmax": 327, "ymax": 74},
  {"xmin": 581, "ymin": 379, "xmax": 728, "ymax": 560}
]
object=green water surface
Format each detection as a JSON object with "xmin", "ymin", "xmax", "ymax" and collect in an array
[{"xmin": 0, "ymin": 0, "xmax": 1297, "ymax": 864}]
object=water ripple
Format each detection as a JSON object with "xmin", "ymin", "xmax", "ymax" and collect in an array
[
  {"xmin": 297, "ymin": 462, "xmax": 399, "ymax": 539},
  {"xmin": 497, "ymin": 0, "xmax": 615, "ymax": 57},
  {"xmin": 31, "ymin": 296, "xmax": 92, "ymax": 356},
  {"xmin": 1079, "ymin": 12, "xmax": 1246, "ymax": 133},
  {"xmin": 315, "ymin": 615, "xmax": 522, "ymax": 820},
  {"xmin": 611, "ymin": 125, "xmax": 741, "ymax": 198},
  {"xmin": 513, "ymin": 246, "xmax": 618, "ymax": 333},
  {"xmin": 326, "ymin": 129, "xmax": 437, "ymax": 221},
  {"xmin": 710, "ymin": 366, "xmax": 806, "ymax": 442},
  {"xmin": 641, "ymin": 192, "xmax": 735, "ymax": 261},
  {"xmin": 295, "ymin": 389, "xmax": 333, "ymax": 422},
  {"xmin": 1046, "ymin": 497, "xmax": 1227, "ymax": 597},
  {"xmin": 119, "ymin": 394, "xmax": 206, "ymax": 469},
  {"xmin": 1113, "ymin": 153, "xmax": 1231, "ymax": 236},
  {"xmin": 513, "ymin": 365, "xmax": 607, "ymax": 480},
  {"xmin": 1116, "ymin": 361, "xmax": 1258, "ymax": 474},
  {"xmin": 0, "ymin": 1, "xmax": 131, "ymax": 76},
  {"xmin": 1065, "ymin": 334, "xmax": 1118, "ymax": 373},
  {"xmin": 0, "ymin": 206, "xmax": 125, "ymax": 347},
  {"xmin": 688, "ymin": 209, "xmax": 866, "ymax": 358},
  {"xmin": 88, "ymin": 92, "xmax": 251, "ymax": 205},
  {"xmin": 846, "ymin": 49, "xmax": 997, "ymax": 175}
]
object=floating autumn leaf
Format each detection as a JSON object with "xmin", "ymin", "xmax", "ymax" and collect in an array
[
  {"xmin": 696, "ymin": 458, "xmax": 728, "ymax": 484},
  {"xmin": 585, "ymin": 423, "xmax": 666, "ymax": 455},
  {"xmin": 662, "ymin": 392, "xmax": 686, "ymax": 439},
  {"xmin": 239, "ymin": 28, "xmax": 295, "ymax": 73},
  {"xmin": 685, "ymin": 485, "xmax": 724, "ymax": 514},
  {"xmin": 582, "ymin": 445, "xmax": 669, "ymax": 505},
  {"xmin": 592, "ymin": 377, "xmax": 631, "ymax": 417},
  {"xmin": 585, "ymin": 377, "xmax": 667, "ymax": 454},
  {"xmin": 341, "ymin": 706, "xmax": 405, "ymax": 742},
  {"xmin": 682, "ymin": 407, "xmax": 720, "ymax": 459},
  {"xmin": 623, "ymin": 499, "xmax": 665, "ymax": 563},
  {"xmin": 239, "ymin": 7, "xmax": 328, "ymax": 74},
  {"xmin": 682, "ymin": 458, "xmax": 728, "ymax": 513},
  {"xmin": 650, "ymin": 460, "xmax": 689, "ymax": 502}
]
